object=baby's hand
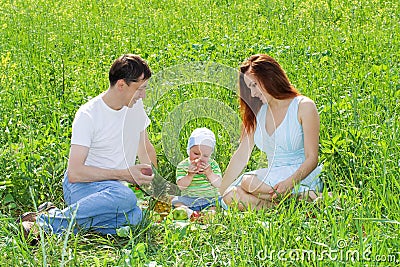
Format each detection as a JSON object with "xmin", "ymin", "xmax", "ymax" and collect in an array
[
  {"xmin": 195, "ymin": 160, "xmax": 211, "ymax": 174},
  {"xmin": 187, "ymin": 161, "xmax": 198, "ymax": 174}
]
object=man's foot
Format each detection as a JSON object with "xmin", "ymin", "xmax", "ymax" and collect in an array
[
  {"xmin": 16, "ymin": 202, "xmax": 56, "ymax": 245},
  {"xmin": 16, "ymin": 202, "xmax": 56, "ymax": 223},
  {"xmin": 21, "ymin": 221, "xmax": 40, "ymax": 246}
]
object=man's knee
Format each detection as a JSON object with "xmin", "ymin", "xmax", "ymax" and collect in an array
[{"xmin": 111, "ymin": 184, "xmax": 138, "ymax": 211}]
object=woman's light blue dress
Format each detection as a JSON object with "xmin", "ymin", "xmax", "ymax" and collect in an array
[{"xmin": 232, "ymin": 96, "xmax": 323, "ymax": 193}]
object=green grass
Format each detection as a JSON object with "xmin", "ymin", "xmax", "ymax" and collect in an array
[{"xmin": 0, "ymin": 0, "xmax": 399, "ymax": 266}]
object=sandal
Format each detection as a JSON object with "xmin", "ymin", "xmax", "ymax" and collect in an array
[
  {"xmin": 16, "ymin": 202, "xmax": 56, "ymax": 246},
  {"xmin": 16, "ymin": 202, "xmax": 56, "ymax": 223},
  {"xmin": 21, "ymin": 221, "xmax": 39, "ymax": 246}
]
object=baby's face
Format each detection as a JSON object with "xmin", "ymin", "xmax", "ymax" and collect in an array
[{"xmin": 189, "ymin": 145, "xmax": 213, "ymax": 164}]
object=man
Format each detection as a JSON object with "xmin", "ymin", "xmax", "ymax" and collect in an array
[{"xmin": 21, "ymin": 54, "xmax": 157, "ymax": 241}]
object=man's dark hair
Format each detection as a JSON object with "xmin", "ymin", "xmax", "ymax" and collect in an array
[{"xmin": 109, "ymin": 54, "xmax": 151, "ymax": 86}]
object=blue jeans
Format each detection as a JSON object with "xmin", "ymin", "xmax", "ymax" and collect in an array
[
  {"xmin": 37, "ymin": 172, "xmax": 142, "ymax": 235},
  {"xmin": 171, "ymin": 196, "xmax": 227, "ymax": 211}
]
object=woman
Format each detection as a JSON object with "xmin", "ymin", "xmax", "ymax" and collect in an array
[{"xmin": 220, "ymin": 54, "xmax": 323, "ymax": 210}]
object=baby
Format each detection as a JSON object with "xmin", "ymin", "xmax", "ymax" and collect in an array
[{"xmin": 172, "ymin": 128, "xmax": 222, "ymax": 211}]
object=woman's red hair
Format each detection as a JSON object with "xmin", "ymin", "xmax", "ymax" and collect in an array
[{"xmin": 239, "ymin": 54, "xmax": 300, "ymax": 135}]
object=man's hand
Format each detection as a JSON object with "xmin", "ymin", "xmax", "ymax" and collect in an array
[{"xmin": 127, "ymin": 164, "xmax": 154, "ymax": 185}]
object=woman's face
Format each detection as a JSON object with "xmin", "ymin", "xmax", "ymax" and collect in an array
[{"xmin": 243, "ymin": 71, "xmax": 269, "ymax": 104}]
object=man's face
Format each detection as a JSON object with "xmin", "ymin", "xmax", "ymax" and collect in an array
[{"xmin": 126, "ymin": 74, "xmax": 148, "ymax": 107}]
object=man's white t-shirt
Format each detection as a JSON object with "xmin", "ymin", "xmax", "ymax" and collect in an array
[{"xmin": 71, "ymin": 94, "xmax": 150, "ymax": 170}]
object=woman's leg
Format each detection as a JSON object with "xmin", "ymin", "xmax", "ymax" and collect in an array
[
  {"xmin": 240, "ymin": 174, "xmax": 274, "ymax": 201},
  {"xmin": 222, "ymin": 186, "xmax": 275, "ymax": 211}
]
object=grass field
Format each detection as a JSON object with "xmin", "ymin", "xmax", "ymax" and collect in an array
[{"xmin": 0, "ymin": 0, "xmax": 399, "ymax": 266}]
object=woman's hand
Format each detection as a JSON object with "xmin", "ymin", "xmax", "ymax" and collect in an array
[{"xmin": 269, "ymin": 178, "xmax": 295, "ymax": 200}]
